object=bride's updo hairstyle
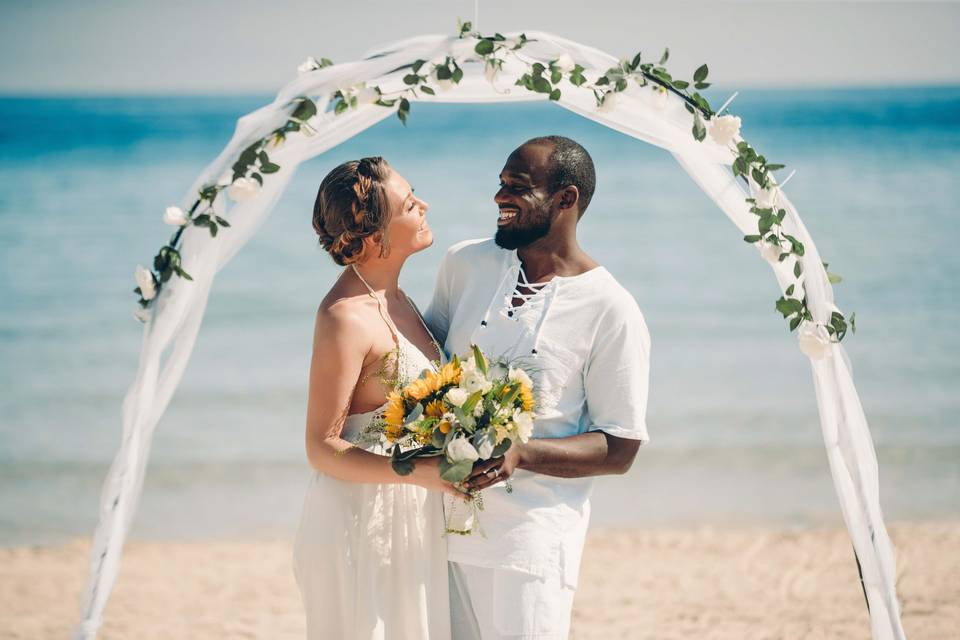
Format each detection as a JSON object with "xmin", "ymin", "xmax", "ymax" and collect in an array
[{"xmin": 312, "ymin": 156, "xmax": 394, "ymax": 266}]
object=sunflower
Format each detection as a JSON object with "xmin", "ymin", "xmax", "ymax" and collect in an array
[
  {"xmin": 518, "ymin": 382, "xmax": 535, "ymax": 413},
  {"xmin": 436, "ymin": 359, "xmax": 462, "ymax": 387},
  {"xmin": 424, "ymin": 399, "xmax": 447, "ymax": 419},
  {"xmin": 383, "ymin": 391, "xmax": 406, "ymax": 441},
  {"xmin": 404, "ymin": 371, "xmax": 442, "ymax": 402}
]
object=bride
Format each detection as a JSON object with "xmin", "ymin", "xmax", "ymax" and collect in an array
[{"xmin": 293, "ymin": 156, "xmax": 462, "ymax": 638}]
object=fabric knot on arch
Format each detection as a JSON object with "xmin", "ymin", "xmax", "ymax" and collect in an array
[{"xmin": 76, "ymin": 29, "xmax": 904, "ymax": 640}]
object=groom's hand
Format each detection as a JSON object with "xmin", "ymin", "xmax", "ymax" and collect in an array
[{"xmin": 464, "ymin": 444, "xmax": 524, "ymax": 491}]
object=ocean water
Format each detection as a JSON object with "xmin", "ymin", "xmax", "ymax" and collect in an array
[{"xmin": 0, "ymin": 87, "xmax": 958, "ymax": 546}]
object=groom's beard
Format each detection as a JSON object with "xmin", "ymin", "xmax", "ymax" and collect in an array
[{"xmin": 494, "ymin": 216, "xmax": 552, "ymax": 250}]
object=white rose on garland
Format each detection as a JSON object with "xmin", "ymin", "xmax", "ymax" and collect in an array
[
  {"xmin": 434, "ymin": 74, "xmax": 454, "ymax": 91},
  {"xmin": 641, "ymin": 85, "xmax": 669, "ymax": 110},
  {"xmin": 755, "ymin": 186, "xmax": 779, "ymax": 210},
  {"xmin": 447, "ymin": 436, "xmax": 480, "ymax": 464},
  {"xmin": 297, "ymin": 56, "xmax": 322, "ymax": 74},
  {"xmin": 760, "ymin": 238, "xmax": 788, "ymax": 264},
  {"xmin": 355, "ymin": 85, "xmax": 380, "ymax": 105},
  {"xmin": 135, "ymin": 265, "xmax": 157, "ymax": 301},
  {"xmin": 708, "ymin": 114, "xmax": 742, "ymax": 146},
  {"xmin": 228, "ymin": 176, "xmax": 261, "ymax": 202},
  {"xmin": 798, "ymin": 322, "xmax": 832, "ymax": 359},
  {"xmin": 553, "ymin": 53, "xmax": 576, "ymax": 73},
  {"xmin": 598, "ymin": 92, "xmax": 618, "ymax": 113},
  {"xmin": 162, "ymin": 206, "xmax": 188, "ymax": 226}
]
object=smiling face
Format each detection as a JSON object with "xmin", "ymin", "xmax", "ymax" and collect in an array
[
  {"xmin": 494, "ymin": 142, "xmax": 557, "ymax": 250},
  {"xmin": 379, "ymin": 168, "xmax": 432, "ymax": 258}
]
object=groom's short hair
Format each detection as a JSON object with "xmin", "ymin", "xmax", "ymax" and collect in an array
[{"xmin": 525, "ymin": 135, "xmax": 596, "ymax": 217}]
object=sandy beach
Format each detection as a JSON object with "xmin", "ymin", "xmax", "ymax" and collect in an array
[{"xmin": 2, "ymin": 521, "xmax": 956, "ymax": 639}]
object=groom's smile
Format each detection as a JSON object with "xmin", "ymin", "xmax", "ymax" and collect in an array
[{"xmin": 497, "ymin": 206, "xmax": 520, "ymax": 226}]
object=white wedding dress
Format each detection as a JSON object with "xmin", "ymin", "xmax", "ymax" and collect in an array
[{"xmin": 293, "ymin": 278, "xmax": 451, "ymax": 640}]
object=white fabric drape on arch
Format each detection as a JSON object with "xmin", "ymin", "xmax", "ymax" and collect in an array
[{"xmin": 74, "ymin": 31, "xmax": 905, "ymax": 639}]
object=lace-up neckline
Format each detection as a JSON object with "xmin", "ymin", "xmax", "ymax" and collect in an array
[{"xmin": 510, "ymin": 263, "xmax": 551, "ymax": 308}]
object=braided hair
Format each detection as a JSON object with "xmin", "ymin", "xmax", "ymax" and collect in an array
[{"xmin": 312, "ymin": 157, "xmax": 393, "ymax": 266}]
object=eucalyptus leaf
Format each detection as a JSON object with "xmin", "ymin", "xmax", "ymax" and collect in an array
[
  {"xmin": 491, "ymin": 438, "xmax": 512, "ymax": 458},
  {"xmin": 440, "ymin": 459, "xmax": 474, "ymax": 483}
]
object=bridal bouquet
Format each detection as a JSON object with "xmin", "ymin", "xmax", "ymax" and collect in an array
[{"xmin": 383, "ymin": 345, "xmax": 536, "ymax": 534}]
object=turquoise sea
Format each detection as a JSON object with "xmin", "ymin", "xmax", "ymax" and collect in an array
[{"xmin": 1, "ymin": 87, "xmax": 958, "ymax": 546}]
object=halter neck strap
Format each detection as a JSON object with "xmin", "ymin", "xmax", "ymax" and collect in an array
[
  {"xmin": 350, "ymin": 264, "xmax": 444, "ymax": 363},
  {"xmin": 351, "ymin": 264, "xmax": 400, "ymax": 348}
]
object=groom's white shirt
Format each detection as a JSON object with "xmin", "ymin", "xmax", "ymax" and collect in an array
[{"xmin": 424, "ymin": 238, "xmax": 651, "ymax": 589}]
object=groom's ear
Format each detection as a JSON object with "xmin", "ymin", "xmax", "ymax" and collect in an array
[{"xmin": 557, "ymin": 185, "xmax": 580, "ymax": 213}]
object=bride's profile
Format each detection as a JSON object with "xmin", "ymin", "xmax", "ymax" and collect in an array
[{"xmin": 293, "ymin": 156, "xmax": 459, "ymax": 639}]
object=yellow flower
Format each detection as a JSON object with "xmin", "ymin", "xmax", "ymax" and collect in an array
[
  {"xmin": 518, "ymin": 383, "xmax": 535, "ymax": 413},
  {"xmin": 438, "ymin": 420, "xmax": 452, "ymax": 434},
  {"xmin": 437, "ymin": 359, "xmax": 462, "ymax": 387},
  {"xmin": 424, "ymin": 399, "xmax": 447, "ymax": 419},
  {"xmin": 384, "ymin": 391, "xmax": 405, "ymax": 441},
  {"xmin": 405, "ymin": 371, "xmax": 442, "ymax": 402}
]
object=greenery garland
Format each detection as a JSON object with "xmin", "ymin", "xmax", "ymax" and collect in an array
[{"xmin": 133, "ymin": 20, "xmax": 853, "ymax": 353}]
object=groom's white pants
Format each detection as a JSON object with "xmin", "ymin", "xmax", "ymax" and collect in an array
[{"xmin": 448, "ymin": 561, "xmax": 575, "ymax": 639}]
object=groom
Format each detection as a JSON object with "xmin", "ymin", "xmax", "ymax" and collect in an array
[{"xmin": 424, "ymin": 135, "xmax": 652, "ymax": 639}]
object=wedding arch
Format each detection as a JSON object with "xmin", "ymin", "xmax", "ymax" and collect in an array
[{"xmin": 75, "ymin": 25, "xmax": 905, "ymax": 639}]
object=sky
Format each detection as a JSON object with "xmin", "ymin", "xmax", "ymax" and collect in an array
[{"xmin": 1, "ymin": 1, "xmax": 958, "ymax": 94}]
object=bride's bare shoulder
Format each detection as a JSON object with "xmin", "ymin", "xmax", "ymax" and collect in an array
[{"xmin": 313, "ymin": 283, "xmax": 379, "ymax": 338}]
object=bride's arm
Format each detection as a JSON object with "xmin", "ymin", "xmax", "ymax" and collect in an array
[{"xmin": 304, "ymin": 304, "xmax": 464, "ymax": 497}]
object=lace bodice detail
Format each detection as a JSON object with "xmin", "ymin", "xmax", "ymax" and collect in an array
[{"xmin": 340, "ymin": 333, "xmax": 441, "ymax": 445}]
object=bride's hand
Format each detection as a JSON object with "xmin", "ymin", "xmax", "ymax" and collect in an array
[{"xmin": 408, "ymin": 456, "xmax": 471, "ymax": 500}]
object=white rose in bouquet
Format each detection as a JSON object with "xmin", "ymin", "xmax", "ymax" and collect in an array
[
  {"xmin": 798, "ymin": 323, "xmax": 832, "ymax": 360},
  {"xmin": 513, "ymin": 409, "xmax": 534, "ymax": 442},
  {"xmin": 446, "ymin": 436, "xmax": 480, "ymax": 464},
  {"xmin": 445, "ymin": 387, "xmax": 469, "ymax": 407},
  {"xmin": 135, "ymin": 265, "xmax": 156, "ymax": 301},
  {"xmin": 228, "ymin": 177, "xmax": 261, "ymax": 202},
  {"xmin": 461, "ymin": 364, "xmax": 492, "ymax": 394},
  {"xmin": 708, "ymin": 114, "xmax": 742, "ymax": 146},
  {"xmin": 162, "ymin": 206, "xmax": 188, "ymax": 226},
  {"xmin": 508, "ymin": 366, "xmax": 533, "ymax": 390}
]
